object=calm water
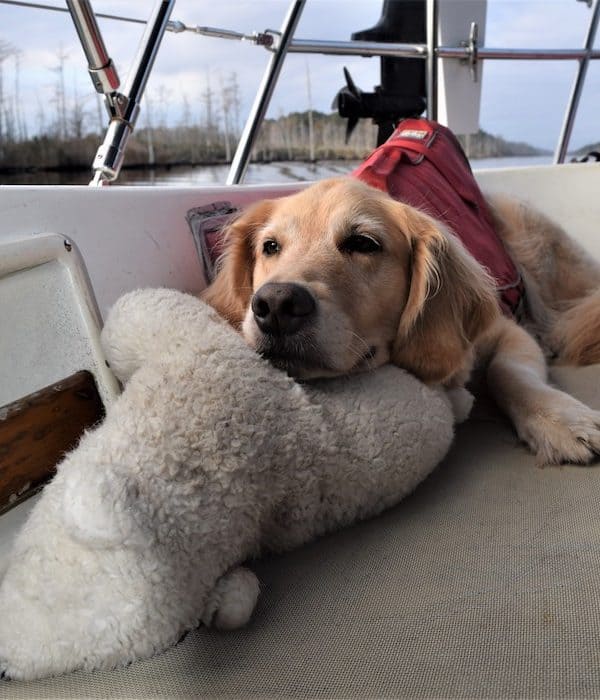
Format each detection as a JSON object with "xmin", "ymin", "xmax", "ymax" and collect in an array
[{"xmin": 0, "ymin": 155, "xmax": 554, "ymax": 187}]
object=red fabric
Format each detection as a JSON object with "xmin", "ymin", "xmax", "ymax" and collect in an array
[{"xmin": 351, "ymin": 118, "xmax": 523, "ymax": 316}]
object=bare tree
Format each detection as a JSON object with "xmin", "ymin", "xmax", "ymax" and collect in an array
[
  {"xmin": 69, "ymin": 80, "xmax": 87, "ymax": 139},
  {"xmin": 13, "ymin": 49, "xmax": 26, "ymax": 141},
  {"xmin": 201, "ymin": 73, "xmax": 217, "ymax": 156},
  {"xmin": 305, "ymin": 62, "xmax": 315, "ymax": 162},
  {"xmin": 180, "ymin": 92, "xmax": 192, "ymax": 129},
  {"xmin": 143, "ymin": 93, "xmax": 156, "ymax": 166},
  {"xmin": 35, "ymin": 93, "xmax": 47, "ymax": 136},
  {"xmin": 220, "ymin": 74, "xmax": 232, "ymax": 161},
  {"xmin": 95, "ymin": 93, "xmax": 105, "ymax": 135},
  {"xmin": 49, "ymin": 46, "xmax": 69, "ymax": 139},
  {"xmin": 0, "ymin": 39, "xmax": 16, "ymax": 152},
  {"xmin": 276, "ymin": 110, "xmax": 293, "ymax": 160},
  {"xmin": 179, "ymin": 92, "xmax": 199, "ymax": 163},
  {"xmin": 219, "ymin": 71, "xmax": 242, "ymax": 161},
  {"xmin": 154, "ymin": 84, "xmax": 171, "ymax": 129}
]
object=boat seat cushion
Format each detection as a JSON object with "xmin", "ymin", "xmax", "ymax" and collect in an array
[{"xmin": 0, "ymin": 288, "xmax": 463, "ymax": 680}]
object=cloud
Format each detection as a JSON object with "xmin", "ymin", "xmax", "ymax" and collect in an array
[
  {"xmin": 1, "ymin": 0, "xmax": 599, "ymax": 151},
  {"xmin": 486, "ymin": 0, "xmax": 590, "ymax": 48}
]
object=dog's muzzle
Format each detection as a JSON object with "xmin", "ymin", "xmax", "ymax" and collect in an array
[
  {"xmin": 251, "ymin": 282, "xmax": 316, "ymax": 336},
  {"xmin": 250, "ymin": 282, "xmax": 325, "ymax": 375}
]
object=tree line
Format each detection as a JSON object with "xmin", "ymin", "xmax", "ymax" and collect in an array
[
  {"xmin": 0, "ymin": 113, "xmax": 381, "ymax": 175},
  {"xmin": 0, "ymin": 40, "xmax": 380, "ymax": 173},
  {"xmin": 0, "ymin": 39, "xmax": 548, "ymax": 175}
]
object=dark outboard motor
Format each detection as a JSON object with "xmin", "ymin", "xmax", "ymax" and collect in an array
[{"xmin": 333, "ymin": 0, "xmax": 426, "ymax": 145}]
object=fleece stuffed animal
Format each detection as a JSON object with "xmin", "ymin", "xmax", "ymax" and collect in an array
[{"xmin": 0, "ymin": 288, "xmax": 465, "ymax": 681}]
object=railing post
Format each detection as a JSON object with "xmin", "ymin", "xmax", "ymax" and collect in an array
[
  {"xmin": 65, "ymin": 0, "xmax": 120, "ymax": 97},
  {"xmin": 226, "ymin": 0, "xmax": 307, "ymax": 185},
  {"xmin": 425, "ymin": 0, "xmax": 438, "ymax": 121},
  {"xmin": 554, "ymin": 0, "xmax": 600, "ymax": 163},
  {"xmin": 67, "ymin": 0, "xmax": 175, "ymax": 185}
]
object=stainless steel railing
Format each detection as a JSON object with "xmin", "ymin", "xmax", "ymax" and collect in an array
[
  {"xmin": 8, "ymin": 0, "xmax": 598, "ymax": 183},
  {"xmin": 65, "ymin": 0, "xmax": 174, "ymax": 186},
  {"xmin": 226, "ymin": 0, "xmax": 307, "ymax": 185},
  {"xmin": 555, "ymin": 0, "xmax": 600, "ymax": 163},
  {"xmin": 225, "ymin": 0, "xmax": 600, "ymax": 181}
]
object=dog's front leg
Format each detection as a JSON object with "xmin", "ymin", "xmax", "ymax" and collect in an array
[{"xmin": 482, "ymin": 316, "xmax": 600, "ymax": 465}]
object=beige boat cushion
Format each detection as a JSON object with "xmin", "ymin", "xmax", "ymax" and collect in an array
[{"xmin": 6, "ymin": 364, "xmax": 600, "ymax": 699}]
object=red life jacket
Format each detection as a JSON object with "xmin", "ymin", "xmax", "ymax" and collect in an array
[{"xmin": 351, "ymin": 118, "xmax": 524, "ymax": 317}]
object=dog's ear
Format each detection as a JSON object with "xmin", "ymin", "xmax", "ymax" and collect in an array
[
  {"xmin": 392, "ymin": 207, "xmax": 499, "ymax": 385},
  {"xmin": 202, "ymin": 200, "xmax": 273, "ymax": 328}
]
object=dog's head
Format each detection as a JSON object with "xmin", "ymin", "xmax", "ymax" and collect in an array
[{"xmin": 203, "ymin": 177, "xmax": 499, "ymax": 384}]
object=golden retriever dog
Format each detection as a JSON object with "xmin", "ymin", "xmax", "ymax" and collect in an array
[{"xmin": 202, "ymin": 177, "xmax": 600, "ymax": 466}]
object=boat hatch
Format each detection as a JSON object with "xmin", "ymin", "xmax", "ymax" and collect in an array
[{"xmin": 0, "ymin": 233, "xmax": 119, "ymax": 511}]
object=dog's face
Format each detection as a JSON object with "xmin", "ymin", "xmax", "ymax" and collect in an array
[
  {"xmin": 243, "ymin": 180, "xmax": 413, "ymax": 378},
  {"xmin": 203, "ymin": 178, "xmax": 499, "ymax": 384}
]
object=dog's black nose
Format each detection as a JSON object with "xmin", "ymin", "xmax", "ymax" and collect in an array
[{"xmin": 251, "ymin": 282, "xmax": 316, "ymax": 335}]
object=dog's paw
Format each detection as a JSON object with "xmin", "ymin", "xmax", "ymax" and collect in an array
[
  {"xmin": 202, "ymin": 567, "xmax": 260, "ymax": 631},
  {"xmin": 518, "ymin": 391, "xmax": 600, "ymax": 466},
  {"xmin": 445, "ymin": 386, "xmax": 474, "ymax": 424}
]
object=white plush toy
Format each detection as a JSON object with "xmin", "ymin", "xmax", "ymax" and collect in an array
[{"xmin": 0, "ymin": 288, "xmax": 465, "ymax": 681}]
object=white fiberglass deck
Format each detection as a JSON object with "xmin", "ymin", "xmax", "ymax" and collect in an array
[{"xmin": 0, "ymin": 163, "xmax": 598, "ymax": 319}]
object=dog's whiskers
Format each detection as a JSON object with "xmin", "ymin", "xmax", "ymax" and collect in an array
[{"xmin": 348, "ymin": 331, "xmax": 379, "ymax": 373}]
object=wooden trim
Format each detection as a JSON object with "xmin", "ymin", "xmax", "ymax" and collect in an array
[{"xmin": 0, "ymin": 371, "xmax": 105, "ymax": 511}]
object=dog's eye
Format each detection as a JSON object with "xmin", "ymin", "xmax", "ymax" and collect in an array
[
  {"xmin": 262, "ymin": 239, "xmax": 280, "ymax": 256},
  {"xmin": 340, "ymin": 234, "xmax": 382, "ymax": 255}
]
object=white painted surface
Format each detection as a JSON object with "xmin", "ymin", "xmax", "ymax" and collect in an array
[
  {"xmin": 0, "ymin": 233, "xmax": 121, "ymax": 405},
  {"xmin": 437, "ymin": 0, "xmax": 487, "ymax": 135},
  {"xmin": 1, "ymin": 166, "xmax": 599, "ymax": 324},
  {"xmin": 476, "ymin": 162, "xmax": 600, "ymax": 261},
  {"xmin": 0, "ymin": 183, "xmax": 301, "ymax": 319}
]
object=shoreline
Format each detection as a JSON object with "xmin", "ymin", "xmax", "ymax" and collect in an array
[
  {"xmin": 0, "ymin": 157, "xmax": 340, "ymax": 177},
  {"xmin": 0, "ymin": 150, "xmax": 554, "ymax": 178}
]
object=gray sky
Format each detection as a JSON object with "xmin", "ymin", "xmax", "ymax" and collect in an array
[{"xmin": 1, "ymin": 0, "xmax": 599, "ymax": 151}]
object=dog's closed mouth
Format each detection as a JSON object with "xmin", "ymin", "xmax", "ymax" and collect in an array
[
  {"xmin": 261, "ymin": 343, "xmax": 379, "ymax": 378},
  {"xmin": 260, "ymin": 349, "xmax": 329, "ymax": 376},
  {"xmin": 348, "ymin": 346, "xmax": 379, "ymax": 373},
  {"xmin": 256, "ymin": 337, "xmax": 330, "ymax": 376}
]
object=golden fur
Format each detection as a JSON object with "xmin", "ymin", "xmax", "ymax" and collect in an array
[{"xmin": 203, "ymin": 177, "xmax": 600, "ymax": 466}]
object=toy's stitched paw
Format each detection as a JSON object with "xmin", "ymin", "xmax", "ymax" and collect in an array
[
  {"xmin": 202, "ymin": 567, "xmax": 260, "ymax": 631},
  {"xmin": 518, "ymin": 392, "xmax": 600, "ymax": 466}
]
